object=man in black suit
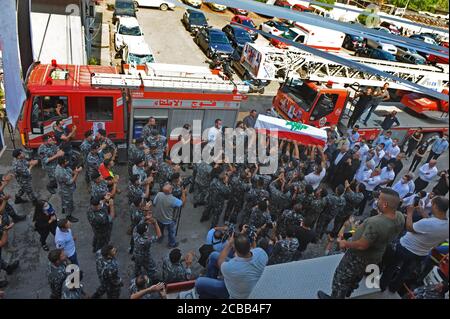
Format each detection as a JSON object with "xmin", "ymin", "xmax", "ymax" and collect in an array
[{"xmin": 327, "ymin": 145, "xmax": 351, "ymax": 187}]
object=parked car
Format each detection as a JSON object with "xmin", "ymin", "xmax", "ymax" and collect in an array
[
  {"xmin": 114, "ymin": 17, "xmax": 145, "ymax": 51},
  {"xmin": 270, "ymin": 27, "xmax": 304, "ymax": 49},
  {"xmin": 396, "ymin": 45, "xmax": 426, "ymax": 65},
  {"xmin": 206, "ymin": 2, "xmax": 227, "ymax": 12},
  {"xmin": 229, "ymin": 7, "xmax": 248, "ymax": 15},
  {"xmin": 259, "ymin": 20, "xmax": 290, "ymax": 37},
  {"xmin": 231, "ymin": 15, "xmax": 258, "ymax": 41},
  {"xmin": 342, "ymin": 34, "xmax": 364, "ymax": 51},
  {"xmin": 274, "ymin": 0, "xmax": 291, "ymax": 8},
  {"xmin": 113, "ymin": 0, "xmax": 136, "ymax": 23},
  {"xmin": 195, "ymin": 28, "xmax": 234, "ymax": 58},
  {"xmin": 380, "ymin": 21, "xmax": 401, "ymax": 35},
  {"xmin": 222, "ymin": 24, "xmax": 254, "ymax": 49},
  {"xmin": 134, "ymin": 0, "xmax": 176, "ymax": 11},
  {"xmin": 356, "ymin": 47, "xmax": 397, "ymax": 62},
  {"xmin": 365, "ymin": 35, "xmax": 397, "ymax": 55},
  {"xmin": 120, "ymin": 39, "xmax": 155, "ymax": 71},
  {"xmin": 373, "ymin": 26, "xmax": 393, "ymax": 34},
  {"xmin": 427, "ymin": 42, "xmax": 449, "ymax": 65},
  {"xmin": 182, "ymin": 8, "xmax": 208, "ymax": 35},
  {"xmin": 292, "ymin": 4, "xmax": 312, "ymax": 12},
  {"xmin": 182, "ymin": 0, "xmax": 202, "ymax": 9},
  {"xmin": 419, "ymin": 32, "xmax": 441, "ymax": 42},
  {"xmin": 409, "ymin": 34, "xmax": 438, "ymax": 46}
]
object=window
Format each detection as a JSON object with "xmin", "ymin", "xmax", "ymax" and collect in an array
[
  {"xmin": 311, "ymin": 93, "xmax": 339, "ymax": 119},
  {"xmin": 281, "ymin": 82, "xmax": 317, "ymax": 112},
  {"xmin": 85, "ymin": 97, "xmax": 113, "ymax": 121},
  {"xmin": 31, "ymin": 96, "xmax": 68, "ymax": 130},
  {"xmin": 295, "ymin": 35, "xmax": 305, "ymax": 43}
]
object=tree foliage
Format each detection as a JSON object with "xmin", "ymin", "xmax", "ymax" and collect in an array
[{"xmin": 389, "ymin": 0, "xmax": 449, "ymax": 13}]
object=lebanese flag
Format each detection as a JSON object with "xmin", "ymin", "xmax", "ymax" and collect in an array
[{"xmin": 254, "ymin": 115, "xmax": 327, "ymax": 146}]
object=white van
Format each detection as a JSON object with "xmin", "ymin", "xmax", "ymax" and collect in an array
[
  {"xmin": 121, "ymin": 40, "xmax": 155, "ymax": 70},
  {"xmin": 309, "ymin": 5, "xmax": 333, "ymax": 19},
  {"xmin": 134, "ymin": 0, "xmax": 176, "ymax": 11}
]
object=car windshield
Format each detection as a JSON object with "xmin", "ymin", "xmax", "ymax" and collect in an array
[
  {"xmin": 210, "ymin": 33, "xmax": 229, "ymax": 44},
  {"xmin": 241, "ymin": 20, "xmax": 256, "ymax": 28},
  {"xmin": 281, "ymin": 81, "xmax": 317, "ymax": 112},
  {"xmin": 235, "ymin": 29, "xmax": 252, "ymax": 42},
  {"xmin": 190, "ymin": 12, "xmax": 207, "ymax": 25},
  {"xmin": 351, "ymin": 35, "xmax": 363, "ymax": 41},
  {"xmin": 129, "ymin": 53, "xmax": 154, "ymax": 64},
  {"xmin": 380, "ymin": 51, "xmax": 396, "ymax": 61},
  {"xmin": 283, "ymin": 29, "xmax": 298, "ymax": 40},
  {"xmin": 119, "ymin": 25, "xmax": 142, "ymax": 36}
]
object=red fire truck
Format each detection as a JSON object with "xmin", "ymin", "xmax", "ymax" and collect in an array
[
  {"xmin": 272, "ymin": 79, "xmax": 449, "ymax": 145},
  {"xmin": 17, "ymin": 61, "xmax": 249, "ymax": 161}
]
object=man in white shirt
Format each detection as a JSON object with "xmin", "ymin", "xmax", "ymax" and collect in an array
[
  {"xmin": 305, "ymin": 165, "xmax": 326, "ymax": 190},
  {"xmin": 355, "ymin": 160, "xmax": 374, "ymax": 183},
  {"xmin": 392, "ymin": 174, "xmax": 413, "ymax": 199},
  {"xmin": 356, "ymin": 138, "xmax": 370, "ymax": 161},
  {"xmin": 373, "ymin": 144, "xmax": 385, "ymax": 167},
  {"xmin": 407, "ymin": 173, "xmax": 415, "ymax": 194},
  {"xmin": 380, "ymin": 196, "xmax": 449, "ymax": 293},
  {"xmin": 379, "ymin": 163, "xmax": 395, "ymax": 186},
  {"xmin": 362, "ymin": 168, "xmax": 382, "ymax": 192},
  {"xmin": 414, "ymin": 160, "xmax": 438, "ymax": 192},
  {"xmin": 207, "ymin": 119, "xmax": 223, "ymax": 145},
  {"xmin": 381, "ymin": 138, "xmax": 400, "ymax": 168},
  {"xmin": 55, "ymin": 218, "xmax": 78, "ymax": 265}
]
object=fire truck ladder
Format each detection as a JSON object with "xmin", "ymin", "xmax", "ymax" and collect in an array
[
  {"xmin": 259, "ymin": 48, "xmax": 449, "ymax": 91},
  {"xmin": 91, "ymin": 74, "xmax": 249, "ymax": 94}
]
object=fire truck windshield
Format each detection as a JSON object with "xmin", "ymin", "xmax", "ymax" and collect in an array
[{"xmin": 281, "ymin": 82, "xmax": 317, "ymax": 112}]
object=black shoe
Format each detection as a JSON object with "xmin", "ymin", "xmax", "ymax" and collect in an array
[
  {"xmin": 5, "ymin": 261, "xmax": 19, "ymax": 275},
  {"xmin": 168, "ymin": 242, "xmax": 179, "ymax": 248},
  {"xmin": 193, "ymin": 203, "xmax": 198, "ymax": 208},
  {"xmin": 14, "ymin": 197, "xmax": 28, "ymax": 204},
  {"xmin": 62, "ymin": 209, "xmax": 66, "ymax": 215},
  {"xmin": 42, "ymin": 244, "xmax": 50, "ymax": 251},
  {"xmin": 317, "ymin": 290, "xmax": 332, "ymax": 299},
  {"xmin": 47, "ymin": 185, "xmax": 57, "ymax": 194},
  {"xmin": 12, "ymin": 214, "xmax": 26, "ymax": 223},
  {"xmin": 67, "ymin": 216, "xmax": 79, "ymax": 223}
]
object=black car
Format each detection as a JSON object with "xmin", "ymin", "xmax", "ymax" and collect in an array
[
  {"xmin": 195, "ymin": 28, "xmax": 234, "ymax": 58},
  {"xmin": 113, "ymin": 0, "xmax": 136, "ymax": 23},
  {"xmin": 356, "ymin": 47, "xmax": 397, "ymax": 62},
  {"xmin": 342, "ymin": 34, "xmax": 364, "ymax": 51},
  {"xmin": 222, "ymin": 24, "xmax": 254, "ymax": 49},
  {"xmin": 182, "ymin": 9, "xmax": 208, "ymax": 35}
]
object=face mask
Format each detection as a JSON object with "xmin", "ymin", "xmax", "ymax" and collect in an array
[{"xmin": 43, "ymin": 203, "xmax": 55, "ymax": 215}]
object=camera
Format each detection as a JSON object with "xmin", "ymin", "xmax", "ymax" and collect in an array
[{"xmin": 181, "ymin": 176, "xmax": 194, "ymax": 189}]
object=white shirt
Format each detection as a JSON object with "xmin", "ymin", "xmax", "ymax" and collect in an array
[
  {"xmin": 356, "ymin": 166, "xmax": 372, "ymax": 183},
  {"xmin": 384, "ymin": 144, "xmax": 400, "ymax": 160},
  {"xmin": 407, "ymin": 180, "xmax": 415, "ymax": 194},
  {"xmin": 392, "ymin": 180, "xmax": 410, "ymax": 199},
  {"xmin": 358, "ymin": 143, "xmax": 370, "ymax": 159},
  {"xmin": 418, "ymin": 164, "xmax": 438, "ymax": 183},
  {"xmin": 207, "ymin": 127, "xmax": 221, "ymax": 144},
  {"xmin": 380, "ymin": 167, "xmax": 395, "ymax": 184},
  {"xmin": 400, "ymin": 217, "xmax": 449, "ymax": 256},
  {"xmin": 55, "ymin": 227, "xmax": 76, "ymax": 258},
  {"xmin": 363, "ymin": 175, "xmax": 382, "ymax": 191},
  {"xmin": 305, "ymin": 168, "xmax": 326, "ymax": 190},
  {"xmin": 373, "ymin": 149, "xmax": 385, "ymax": 167}
]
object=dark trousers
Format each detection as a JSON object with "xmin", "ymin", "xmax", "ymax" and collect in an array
[
  {"xmin": 380, "ymin": 243, "xmax": 425, "ymax": 293},
  {"xmin": 36, "ymin": 223, "xmax": 57, "ymax": 246},
  {"xmin": 414, "ymin": 177, "xmax": 429, "ymax": 193},
  {"xmin": 409, "ymin": 155, "xmax": 422, "ymax": 172},
  {"xmin": 363, "ymin": 103, "xmax": 379, "ymax": 124},
  {"xmin": 405, "ymin": 141, "xmax": 418, "ymax": 157},
  {"xmin": 426, "ymin": 150, "xmax": 442, "ymax": 164},
  {"xmin": 358, "ymin": 190, "xmax": 373, "ymax": 216}
]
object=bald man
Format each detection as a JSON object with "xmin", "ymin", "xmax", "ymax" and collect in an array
[
  {"xmin": 415, "ymin": 160, "xmax": 438, "ymax": 192},
  {"xmin": 318, "ymin": 188, "xmax": 405, "ymax": 299}
]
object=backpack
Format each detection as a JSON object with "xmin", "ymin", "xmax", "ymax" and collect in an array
[{"xmin": 198, "ymin": 238, "xmax": 223, "ymax": 268}]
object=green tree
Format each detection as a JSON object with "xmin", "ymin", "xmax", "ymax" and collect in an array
[{"xmin": 315, "ymin": 0, "xmax": 336, "ymax": 11}]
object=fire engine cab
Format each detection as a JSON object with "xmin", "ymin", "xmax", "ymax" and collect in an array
[{"xmin": 18, "ymin": 61, "xmax": 249, "ymax": 162}]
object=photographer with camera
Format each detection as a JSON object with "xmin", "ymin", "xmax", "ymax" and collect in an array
[
  {"xmin": 268, "ymin": 225, "xmax": 299, "ymax": 265},
  {"xmin": 195, "ymin": 225, "xmax": 268, "ymax": 299}
]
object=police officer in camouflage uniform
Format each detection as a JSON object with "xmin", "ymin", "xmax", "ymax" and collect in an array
[
  {"xmin": 61, "ymin": 272, "xmax": 86, "ymax": 299},
  {"xmin": 92, "ymin": 244, "xmax": 123, "ymax": 299},
  {"xmin": 249, "ymin": 200, "xmax": 272, "ymax": 230},
  {"xmin": 47, "ymin": 248, "xmax": 68, "ymax": 299},
  {"xmin": 12, "ymin": 149, "xmax": 38, "ymax": 204},
  {"xmin": 296, "ymin": 184, "xmax": 315, "ymax": 220},
  {"xmin": 129, "ymin": 276, "xmax": 167, "ymax": 299},
  {"xmin": 269, "ymin": 175, "xmax": 292, "ymax": 218},
  {"xmin": 162, "ymin": 248, "xmax": 193, "ymax": 284},
  {"xmin": 268, "ymin": 225, "xmax": 300, "ymax": 265},
  {"xmin": 80, "ymin": 130, "xmax": 95, "ymax": 184},
  {"xmin": 129, "ymin": 199, "xmax": 152, "ymax": 254},
  {"xmin": 142, "ymin": 117, "xmax": 158, "ymax": 142},
  {"xmin": 86, "ymin": 143, "xmax": 104, "ymax": 183},
  {"xmin": 87, "ymin": 197, "xmax": 115, "ymax": 253},
  {"xmin": 0, "ymin": 173, "xmax": 26, "ymax": 223},
  {"xmin": 170, "ymin": 172, "xmax": 183, "ymax": 199},
  {"xmin": 128, "ymin": 138, "xmax": 146, "ymax": 176},
  {"xmin": 38, "ymin": 135, "xmax": 65, "ymax": 194},
  {"xmin": 276, "ymin": 204, "xmax": 304, "ymax": 237},
  {"xmin": 309, "ymin": 188, "xmax": 328, "ymax": 226},
  {"xmin": 90, "ymin": 171, "xmax": 110, "ymax": 202},
  {"xmin": 193, "ymin": 161, "xmax": 213, "ymax": 208},
  {"xmin": 224, "ymin": 170, "xmax": 252, "ymax": 224},
  {"xmin": 0, "ymin": 199, "xmax": 20, "ymax": 282},
  {"xmin": 133, "ymin": 220, "xmax": 162, "ymax": 283},
  {"xmin": 96, "ymin": 129, "xmax": 117, "ymax": 160},
  {"xmin": 157, "ymin": 161, "xmax": 176, "ymax": 189},
  {"xmin": 318, "ymin": 188, "xmax": 405, "ymax": 299},
  {"xmin": 241, "ymin": 178, "xmax": 269, "ymax": 224},
  {"xmin": 201, "ymin": 172, "xmax": 231, "ymax": 227},
  {"xmin": 315, "ymin": 185, "xmax": 347, "ymax": 240},
  {"xmin": 55, "ymin": 157, "xmax": 82, "ymax": 223}
]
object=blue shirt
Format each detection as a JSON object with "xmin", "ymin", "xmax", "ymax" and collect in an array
[
  {"xmin": 431, "ymin": 138, "xmax": 449, "ymax": 155},
  {"xmin": 347, "ymin": 129, "xmax": 360, "ymax": 148},
  {"xmin": 55, "ymin": 227, "xmax": 76, "ymax": 258},
  {"xmin": 220, "ymin": 248, "xmax": 268, "ymax": 299},
  {"xmin": 206, "ymin": 228, "xmax": 226, "ymax": 252},
  {"xmin": 374, "ymin": 135, "xmax": 392, "ymax": 150}
]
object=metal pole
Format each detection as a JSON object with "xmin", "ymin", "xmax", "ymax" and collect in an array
[
  {"xmin": 401, "ymin": 0, "xmax": 410, "ymax": 18},
  {"xmin": 175, "ymin": 207, "xmax": 182, "ymax": 236},
  {"xmin": 17, "ymin": 0, "xmax": 34, "ymax": 80}
]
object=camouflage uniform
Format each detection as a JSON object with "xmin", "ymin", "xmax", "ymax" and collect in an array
[
  {"xmin": 47, "ymin": 261, "xmax": 68, "ymax": 299},
  {"xmin": 241, "ymin": 187, "xmax": 270, "ymax": 224},
  {"xmin": 193, "ymin": 162, "xmax": 212, "ymax": 205},
  {"xmin": 132, "ymin": 165, "xmax": 148, "ymax": 184},
  {"xmin": 0, "ymin": 189, "xmax": 20, "ymax": 224},
  {"xmin": 309, "ymin": 197, "xmax": 327, "ymax": 226},
  {"xmin": 225, "ymin": 175, "xmax": 252, "ymax": 223},
  {"xmin": 171, "ymin": 182, "xmax": 183, "ymax": 199},
  {"xmin": 413, "ymin": 285, "xmax": 446, "ymax": 299},
  {"xmin": 129, "ymin": 278, "xmax": 161, "ymax": 299},
  {"xmin": 162, "ymin": 256, "xmax": 192, "ymax": 284},
  {"xmin": 87, "ymin": 205, "xmax": 113, "ymax": 253},
  {"xmin": 55, "ymin": 164, "xmax": 76, "ymax": 216},
  {"xmin": 90, "ymin": 180, "xmax": 109, "ymax": 202},
  {"xmin": 38, "ymin": 143, "xmax": 59, "ymax": 190},
  {"xmin": 157, "ymin": 162, "xmax": 174, "ymax": 188},
  {"xmin": 253, "ymin": 174, "xmax": 272, "ymax": 189},
  {"xmin": 249, "ymin": 207, "xmax": 272, "ymax": 229},
  {"xmin": 276, "ymin": 209, "xmax": 303, "ymax": 237},
  {"xmin": 80, "ymin": 138, "xmax": 94, "ymax": 182},
  {"xmin": 128, "ymin": 182, "xmax": 145, "ymax": 205},
  {"xmin": 155, "ymin": 136, "xmax": 167, "ymax": 163},
  {"xmin": 62, "ymin": 283, "xmax": 85, "ymax": 299},
  {"xmin": 315, "ymin": 193, "xmax": 346, "ymax": 239},
  {"xmin": 133, "ymin": 226, "xmax": 158, "ymax": 281},
  {"xmin": 102, "ymin": 137, "xmax": 117, "ymax": 156},
  {"xmin": 268, "ymin": 238, "xmax": 300, "ymax": 265},
  {"xmin": 128, "ymin": 143, "xmax": 145, "ymax": 176},
  {"xmin": 12, "ymin": 158, "xmax": 37, "ymax": 201},
  {"xmin": 129, "ymin": 204, "xmax": 145, "ymax": 253},
  {"xmin": 269, "ymin": 180, "xmax": 292, "ymax": 217},
  {"xmin": 331, "ymin": 191, "xmax": 364, "ymax": 238},
  {"xmin": 204, "ymin": 178, "xmax": 231, "ymax": 228},
  {"xmin": 86, "ymin": 152, "xmax": 104, "ymax": 182},
  {"xmin": 142, "ymin": 124, "xmax": 156, "ymax": 142},
  {"xmin": 297, "ymin": 192, "xmax": 315, "ymax": 217},
  {"xmin": 99, "ymin": 255, "xmax": 123, "ymax": 299}
]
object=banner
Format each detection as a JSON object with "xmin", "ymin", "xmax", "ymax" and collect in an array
[
  {"xmin": 0, "ymin": 0, "xmax": 27, "ymax": 128},
  {"xmin": 255, "ymin": 114, "xmax": 327, "ymax": 146}
]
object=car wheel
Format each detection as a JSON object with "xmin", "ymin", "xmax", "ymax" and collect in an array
[
  {"xmin": 160, "ymin": 3, "xmax": 169, "ymax": 11},
  {"xmin": 134, "ymin": 1, "xmax": 139, "ymax": 8},
  {"xmin": 207, "ymin": 49, "xmax": 213, "ymax": 59}
]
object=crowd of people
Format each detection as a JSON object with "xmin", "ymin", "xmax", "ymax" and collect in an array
[{"xmin": 0, "ymin": 110, "xmax": 448, "ymax": 299}]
